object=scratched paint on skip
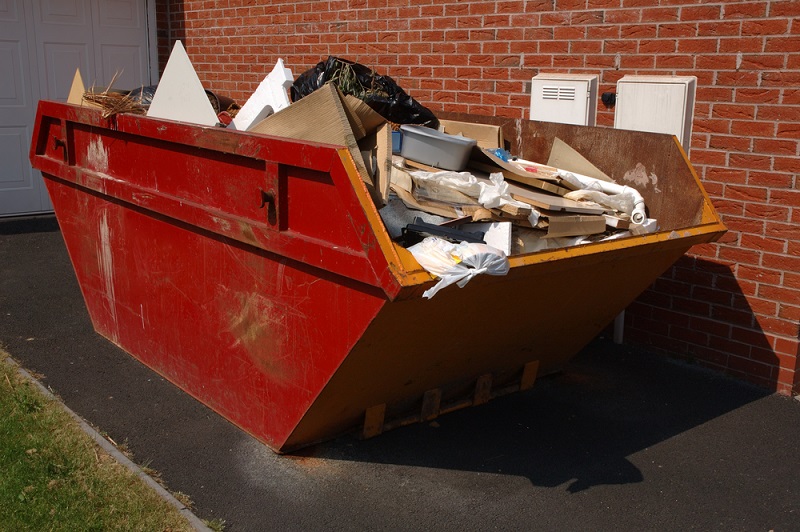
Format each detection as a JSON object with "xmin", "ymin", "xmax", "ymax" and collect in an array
[
  {"xmin": 97, "ymin": 211, "xmax": 118, "ymax": 341},
  {"xmin": 226, "ymin": 292, "xmax": 292, "ymax": 381},
  {"xmin": 623, "ymin": 162, "xmax": 661, "ymax": 193},
  {"xmin": 87, "ymin": 137, "xmax": 109, "ymax": 173}
]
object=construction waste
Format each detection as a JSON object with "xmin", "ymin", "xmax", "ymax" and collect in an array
[{"xmin": 69, "ymin": 43, "xmax": 658, "ymax": 297}]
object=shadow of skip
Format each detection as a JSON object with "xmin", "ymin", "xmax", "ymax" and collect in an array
[
  {"xmin": 305, "ymin": 337, "xmax": 769, "ymax": 493},
  {"xmin": 628, "ymin": 254, "xmax": 792, "ymax": 393}
]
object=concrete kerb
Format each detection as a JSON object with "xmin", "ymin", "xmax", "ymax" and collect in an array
[{"xmin": 3, "ymin": 355, "xmax": 212, "ymax": 532}]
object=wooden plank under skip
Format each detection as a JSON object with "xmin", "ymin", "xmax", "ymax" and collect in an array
[
  {"xmin": 362, "ymin": 403, "xmax": 386, "ymax": 439},
  {"xmin": 520, "ymin": 361, "xmax": 540, "ymax": 391},
  {"xmin": 473, "ymin": 374, "xmax": 493, "ymax": 405},
  {"xmin": 421, "ymin": 388, "xmax": 442, "ymax": 421}
]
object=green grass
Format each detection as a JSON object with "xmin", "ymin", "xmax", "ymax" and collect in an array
[{"xmin": 0, "ymin": 352, "xmax": 198, "ymax": 531}]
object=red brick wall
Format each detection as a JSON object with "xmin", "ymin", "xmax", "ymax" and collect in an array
[{"xmin": 156, "ymin": 0, "xmax": 800, "ymax": 394}]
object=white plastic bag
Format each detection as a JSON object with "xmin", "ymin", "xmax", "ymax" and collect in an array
[
  {"xmin": 408, "ymin": 237, "xmax": 510, "ymax": 299},
  {"xmin": 410, "ymin": 170, "xmax": 531, "ymax": 213},
  {"xmin": 563, "ymin": 188, "xmax": 634, "ymax": 215}
]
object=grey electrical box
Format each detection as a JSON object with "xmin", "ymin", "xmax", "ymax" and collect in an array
[
  {"xmin": 530, "ymin": 73, "xmax": 598, "ymax": 126},
  {"xmin": 614, "ymin": 75, "xmax": 697, "ymax": 149}
]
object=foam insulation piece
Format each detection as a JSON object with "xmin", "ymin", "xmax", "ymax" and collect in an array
[
  {"xmin": 147, "ymin": 40, "xmax": 219, "ymax": 126},
  {"xmin": 461, "ymin": 222, "xmax": 513, "ymax": 255},
  {"xmin": 231, "ymin": 59, "xmax": 293, "ymax": 131}
]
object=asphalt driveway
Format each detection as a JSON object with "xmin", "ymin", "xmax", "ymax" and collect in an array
[{"xmin": 1, "ymin": 215, "xmax": 798, "ymax": 531}]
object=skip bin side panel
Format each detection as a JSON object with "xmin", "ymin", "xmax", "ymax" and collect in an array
[
  {"xmin": 45, "ymin": 172, "xmax": 388, "ymax": 451},
  {"xmin": 283, "ymin": 235, "xmax": 708, "ymax": 450},
  {"xmin": 30, "ymin": 101, "xmax": 405, "ymax": 298}
]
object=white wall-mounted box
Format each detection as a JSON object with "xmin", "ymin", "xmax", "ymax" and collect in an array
[
  {"xmin": 614, "ymin": 75, "xmax": 697, "ymax": 149},
  {"xmin": 530, "ymin": 73, "xmax": 598, "ymax": 126}
]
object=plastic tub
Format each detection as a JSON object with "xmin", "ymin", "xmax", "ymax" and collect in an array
[{"xmin": 399, "ymin": 124, "xmax": 477, "ymax": 171}]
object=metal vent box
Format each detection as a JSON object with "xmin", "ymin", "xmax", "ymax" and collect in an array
[
  {"xmin": 614, "ymin": 75, "xmax": 697, "ymax": 149},
  {"xmin": 530, "ymin": 73, "xmax": 598, "ymax": 126}
]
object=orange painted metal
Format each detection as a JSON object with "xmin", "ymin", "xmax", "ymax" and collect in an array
[{"xmin": 30, "ymin": 101, "xmax": 726, "ymax": 452}]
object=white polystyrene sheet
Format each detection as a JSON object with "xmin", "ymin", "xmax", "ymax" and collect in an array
[
  {"xmin": 231, "ymin": 59, "xmax": 293, "ymax": 131},
  {"xmin": 147, "ymin": 40, "xmax": 219, "ymax": 126}
]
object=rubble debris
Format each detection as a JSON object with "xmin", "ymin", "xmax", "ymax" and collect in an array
[
  {"xmin": 399, "ymin": 218, "xmax": 486, "ymax": 247},
  {"xmin": 379, "ymin": 197, "xmax": 451, "ymax": 239},
  {"xmin": 469, "ymin": 148, "xmax": 571, "ymax": 196},
  {"xmin": 381, "ymin": 126, "xmax": 659, "ymax": 290},
  {"xmin": 460, "ymin": 222, "xmax": 513, "ymax": 255}
]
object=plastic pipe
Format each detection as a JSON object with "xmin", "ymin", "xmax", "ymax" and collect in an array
[{"xmin": 557, "ymin": 171, "xmax": 648, "ymax": 224}]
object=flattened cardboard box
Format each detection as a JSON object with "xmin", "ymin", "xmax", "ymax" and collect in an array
[
  {"xmin": 250, "ymin": 83, "xmax": 373, "ymax": 187},
  {"xmin": 439, "ymin": 119, "xmax": 503, "ymax": 150}
]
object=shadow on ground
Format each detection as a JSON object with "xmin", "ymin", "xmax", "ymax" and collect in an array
[{"xmin": 305, "ymin": 337, "xmax": 768, "ymax": 492}]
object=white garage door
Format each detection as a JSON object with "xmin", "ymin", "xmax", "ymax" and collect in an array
[{"xmin": 0, "ymin": 0, "xmax": 156, "ymax": 217}]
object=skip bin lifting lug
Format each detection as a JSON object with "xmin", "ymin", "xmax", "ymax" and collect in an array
[
  {"xmin": 260, "ymin": 188, "xmax": 277, "ymax": 225},
  {"xmin": 52, "ymin": 135, "xmax": 67, "ymax": 162}
]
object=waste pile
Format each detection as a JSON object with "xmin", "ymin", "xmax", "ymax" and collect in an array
[{"xmin": 70, "ymin": 42, "xmax": 658, "ymax": 298}]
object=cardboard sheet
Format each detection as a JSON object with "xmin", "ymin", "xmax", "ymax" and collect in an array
[
  {"xmin": 541, "ymin": 212, "xmax": 606, "ymax": 238},
  {"xmin": 508, "ymin": 183, "xmax": 605, "ymax": 215},
  {"xmin": 251, "ymin": 83, "xmax": 373, "ymax": 187},
  {"xmin": 547, "ymin": 137, "xmax": 614, "ymax": 183},
  {"xmin": 67, "ymin": 69, "xmax": 98, "ymax": 110},
  {"xmin": 344, "ymin": 95, "xmax": 386, "ymax": 139},
  {"xmin": 468, "ymin": 149, "xmax": 571, "ymax": 196},
  {"xmin": 439, "ymin": 119, "xmax": 503, "ymax": 150},
  {"xmin": 358, "ymin": 121, "xmax": 393, "ymax": 202}
]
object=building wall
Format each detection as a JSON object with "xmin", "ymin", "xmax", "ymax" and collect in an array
[{"xmin": 156, "ymin": 0, "xmax": 800, "ymax": 394}]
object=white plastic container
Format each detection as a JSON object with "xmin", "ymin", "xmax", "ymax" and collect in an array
[{"xmin": 400, "ymin": 124, "xmax": 477, "ymax": 171}]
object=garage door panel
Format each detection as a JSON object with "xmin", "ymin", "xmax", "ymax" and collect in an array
[
  {"xmin": 94, "ymin": 0, "xmax": 148, "ymax": 86},
  {"xmin": 42, "ymin": 43, "xmax": 92, "ymax": 99},
  {"xmin": 97, "ymin": 0, "xmax": 140, "ymax": 27},
  {"xmin": 100, "ymin": 44, "xmax": 145, "ymax": 89},
  {"xmin": 0, "ymin": 129, "xmax": 29, "ymax": 188},
  {"xmin": 0, "ymin": 126, "xmax": 42, "ymax": 216},
  {"xmin": 0, "ymin": 40, "xmax": 26, "ymax": 107},
  {"xmin": 0, "ymin": 0, "xmax": 22, "ymax": 22},
  {"xmin": 39, "ymin": 0, "xmax": 88, "ymax": 25},
  {"xmin": 1, "ymin": 0, "xmax": 151, "ymax": 216}
]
